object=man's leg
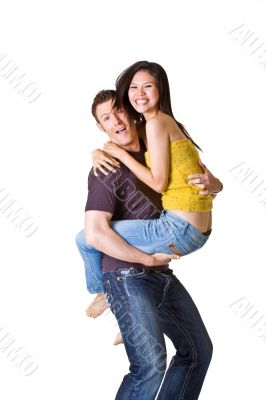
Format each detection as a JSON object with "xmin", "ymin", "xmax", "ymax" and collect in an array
[
  {"xmin": 75, "ymin": 230, "xmax": 108, "ymax": 317},
  {"xmin": 102, "ymin": 268, "xmax": 167, "ymax": 400},
  {"xmin": 156, "ymin": 272, "xmax": 213, "ymax": 400}
]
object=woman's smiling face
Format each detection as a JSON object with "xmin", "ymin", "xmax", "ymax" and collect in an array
[{"xmin": 128, "ymin": 69, "xmax": 160, "ymax": 116}]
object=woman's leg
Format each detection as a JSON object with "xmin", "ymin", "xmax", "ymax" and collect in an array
[
  {"xmin": 75, "ymin": 230, "xmax": 103, "ymax": 293},
  {"xmin": 75, "ymin": 230, "xmax": 108, "ymax": 318},
  {"xmin": 111, "ymin": 216, "xmax": 174, "ymax": 253},
  {"xmin": 75, "ymin": 213, "xmax": 209, "ymax": 317},
  {"xmin": 75, "ymin": 217, "xmax": 174, "ymax": 302},
  {"xmin": 111, "ymin": 211, "xmax": 209, "ymax": 256}
]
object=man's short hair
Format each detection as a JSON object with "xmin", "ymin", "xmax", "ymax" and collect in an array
[{"xmin": 91, "ymin": 89, "xmax": 116, "ymax": 122}]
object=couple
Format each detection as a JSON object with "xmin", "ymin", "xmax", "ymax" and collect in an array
[{"xmin": 76, "ymin": 61, "xmax": 222, "ymax": 399}]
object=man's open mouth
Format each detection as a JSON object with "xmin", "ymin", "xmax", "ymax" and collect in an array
[{"xmin": 116, "ymin": 127, "xmax": 126, "ymax": 134}]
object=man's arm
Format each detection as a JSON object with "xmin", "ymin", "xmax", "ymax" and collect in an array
[
  {"xmin": 84, "ymin": 210, "xmax": 178, "ymax": 267},
  {"xmin": 187, "ymin": 161, "xmax": 223, "ymax": 196}
]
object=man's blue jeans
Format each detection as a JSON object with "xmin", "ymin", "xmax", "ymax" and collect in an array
[
  {"xmin": 75, "ymin": 211, "xmax": 210, "ymax": 293},
  {"xmin": 103, "ymin": 267, "xmax": 213, "ymax": 400}
]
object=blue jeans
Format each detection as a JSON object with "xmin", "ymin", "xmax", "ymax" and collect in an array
[
  {"xmin": 103, "ymin": 267, "xmax": 213, "ymax": 399},
  {"xmin": 75, "ymin": 211, "xmax": 210, "ymax": 293}
]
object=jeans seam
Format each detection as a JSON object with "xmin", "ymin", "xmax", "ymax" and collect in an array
[
  {"xmin": 158, "ymin": 276, "xmax": 171, "ymax": 307},
  {"xmin": 114, "ymin": 233, "xmax": 171, "ymax": 239},
  {"xmin": 158, "ymin": 304, "xmax": 198, "ymax": 400},
  {"xmin": 128, "ymin": 378, "xmax": 139, "ymax": 400},
  {"xmin": 84, "ymin": 249, "xmax": 103, "ymax": 291}
]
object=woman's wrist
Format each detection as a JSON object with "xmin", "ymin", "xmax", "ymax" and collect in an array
[{"xmin": 118, "ymin": 148, "xmax": 128, "ymax": 163}]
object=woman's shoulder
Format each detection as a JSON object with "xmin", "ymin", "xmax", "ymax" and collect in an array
[
  {"xmin": 146, "ymin": 113, "xmax": 177, "ymax": 140},
  {"xmin": 146, "ymin": 113, "xmax": 170, "ymax": 131}
]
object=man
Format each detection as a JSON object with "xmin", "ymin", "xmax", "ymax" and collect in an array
[{"xmin": 76, "ymin": 90, "xmax": 222, "ymax": 399}]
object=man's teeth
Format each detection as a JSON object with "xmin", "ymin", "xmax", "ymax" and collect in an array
[{"xmin": 116, "ymin": 127, "xmax": 126, "ymax": 133}]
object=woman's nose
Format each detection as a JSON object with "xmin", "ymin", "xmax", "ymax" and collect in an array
[{"xmin": 137, "ymin": 87, "xmax": 145, "ymax": 95}]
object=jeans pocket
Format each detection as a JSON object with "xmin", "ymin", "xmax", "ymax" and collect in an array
[
  {"xmin": 188, "ymin": 224, "xmax": 211, "ymax": 243},
  {"xmin": 182, "ymin": 225, "xmax": 210, "ymax": 254},
  {"xmin": 154, "ymin": 242, "xmax": 183, "ymax": 256}
]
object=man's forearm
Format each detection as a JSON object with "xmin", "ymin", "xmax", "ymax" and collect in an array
[
  {"xmin": 86, "ymin": 225, "xmax": 153, "ymax": 266},
  {"xmin": 188, "ymin": 162, "xmax": 223, "ymax": 196}
]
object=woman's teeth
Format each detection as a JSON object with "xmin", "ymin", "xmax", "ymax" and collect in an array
[{"xmin": 136, "ymin": 99, "xmax": 148, "ymax": 105}]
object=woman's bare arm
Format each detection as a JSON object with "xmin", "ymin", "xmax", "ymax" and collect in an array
[{"xmin": 104, "ymin": 117, "xmax": 170, "ymax": 193}]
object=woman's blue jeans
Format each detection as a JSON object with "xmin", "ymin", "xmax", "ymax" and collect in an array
[
  {"xmin": 103, "ymin": 267, "xmax": 213, "ymax": 399},
  {"xmin": 75, "ymin": 211, "xmax": 210, "ymax": 294}
]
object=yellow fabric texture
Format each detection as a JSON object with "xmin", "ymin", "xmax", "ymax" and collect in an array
[{"xmin": 144, "ymin": 139, "xmax": 213, "ymax": 212}]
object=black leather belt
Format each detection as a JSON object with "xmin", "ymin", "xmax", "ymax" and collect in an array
[{"xmin": 202, "ymin": 229, "xmax": 212, "ymax": 236}]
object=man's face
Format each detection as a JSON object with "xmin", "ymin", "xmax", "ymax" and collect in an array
[{"xmin": 95, "ymin": 99, "xmax": 138, "ymax": 147}]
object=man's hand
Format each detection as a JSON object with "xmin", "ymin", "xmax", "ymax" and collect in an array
[
  {"xmin": 145, "ymin": 252, "xmax": 180, "ymax": 266},
  {"xmin": 187, "ymin": 160, "xmax": 223, "ymax": 195}
]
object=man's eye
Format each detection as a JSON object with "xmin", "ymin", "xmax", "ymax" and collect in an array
[{"xmin": 103, "ymin": 116, "xmax": 110, "ymax": 121}]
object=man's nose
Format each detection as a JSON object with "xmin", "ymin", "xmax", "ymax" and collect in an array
[{"xmin": 112, "ymin": 113, "xmax": 121, "ymax": 124}]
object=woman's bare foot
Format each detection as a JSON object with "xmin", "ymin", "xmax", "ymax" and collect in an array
[
  {"xmin": 85, "ymin": 293, "xmax": 109, "ymax": 318},
  {"xmin": 113, "ymin": 332, "xmax": 123, "ymax": 346}
]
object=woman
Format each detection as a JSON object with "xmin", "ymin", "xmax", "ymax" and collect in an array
[
  {"xmin": 104, "ymin": 61, "xmax": 213, "ymax": 233},
  {"xmin": 78, "ymin": 61, "xmax": 220, "ymax": 343}
]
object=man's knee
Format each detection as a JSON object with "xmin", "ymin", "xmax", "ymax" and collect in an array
[
  {"xmin": 206, "ymin": 338, "xmax": 213, "ymax": 364},
  {"xmin": 200, "ymin": 336, "xmax": 213, "ymax": 369},
  {"xmin": 136, "ymin": 359, "xmax": 166, "ymax": 386}
]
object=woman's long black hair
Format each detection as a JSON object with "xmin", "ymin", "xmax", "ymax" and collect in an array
[{"xmin": 115, "ymin": 61, "xmax": 202, "ymax": 151}]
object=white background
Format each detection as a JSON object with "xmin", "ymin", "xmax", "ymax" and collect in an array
[{"xmin": 0, "ymin": 0, "xmax": 266, "ymax": 398}]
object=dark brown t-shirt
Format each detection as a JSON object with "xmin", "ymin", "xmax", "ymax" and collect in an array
[{"xmin": 85, "ymin": 147, "xmax": 168, "ymax": 272}]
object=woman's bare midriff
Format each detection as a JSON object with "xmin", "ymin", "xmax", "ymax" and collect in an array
[{"xmin": 170, "ymin": 210, "xmax": 212, "ymax": 233}]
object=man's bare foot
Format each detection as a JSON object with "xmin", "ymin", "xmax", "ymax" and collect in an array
[
  {"xmin": 85, "ymin": 292, "xmax": 109, "ymax": 318},
  {"xmin": 113, "ymin": 332, "xmax": 123, "ymax": 346}
]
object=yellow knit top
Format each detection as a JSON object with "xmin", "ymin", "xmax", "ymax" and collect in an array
[{"xmin": 144, "ymin": 139, "xmax": 213, "ymax": 212}]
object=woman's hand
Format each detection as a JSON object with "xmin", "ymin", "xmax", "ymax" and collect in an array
[
  {"xmin": 144, "ymin": 252, "xmax": 180, "ymax": 267},
  {"xmin": 91, "ymin": 149, "xmax": 120, "ymax": 176},
  {"xmin": 103, "ymin": 141, "xmax": 126, "ymax": 161}
]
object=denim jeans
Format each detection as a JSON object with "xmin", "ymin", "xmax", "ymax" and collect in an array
[
  {"xmin": 75, "ymin": 211, "xmax": 210, "ymax": 293},
  {"xmin": 103, "ymin": 267, "xmax": 213, "ymax": 400}
]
